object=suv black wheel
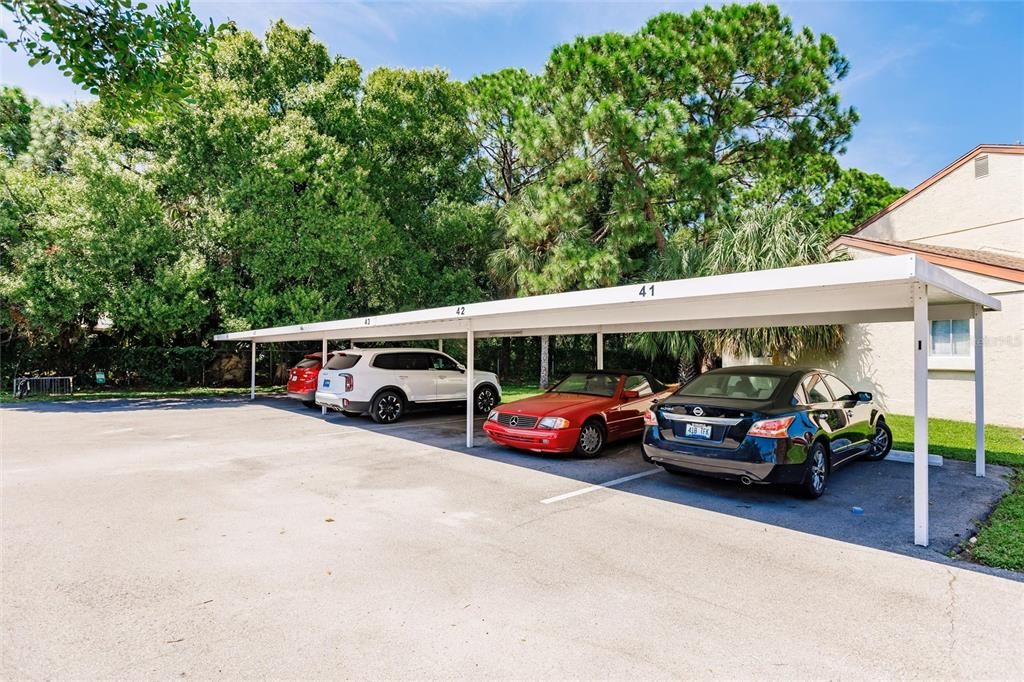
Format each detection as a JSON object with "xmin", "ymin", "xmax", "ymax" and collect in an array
[
  {"xmin": 371, "ymin": 390, "xmax": 404, "ymax": 424},
  {"xmin": 797, "ymin": 442, "xmax": 829, "ymax": 499},
  {"xmin": 474, "ymin": 385, "xmax": 498, "ymax": 415},
  {"xmin": 575, "ymin": 418, "xmax": 606, "ymax": 458},
  {"xmin": 863, "ymin": 420, "xmax": 893, "ymax": 461}
]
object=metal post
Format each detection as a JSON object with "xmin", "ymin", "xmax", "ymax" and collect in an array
[
  {"xmin": 322, "ymin": 337, "xmax": 328, "ymax": 416},
  {"xmin": 250, "ymin": 341, "xmax": 257, "ymax": 400},
  {"xmin": 913, "ymin": 283, "xmax": 929, "ymax": 547},
  {"xmin": 974, "ymin": 305, "xmax": 985, "ymax": 477},
  {"xmin": 596, "ymin": 332, "xmax": 604, "ymax": 370},
  {"xmin": 438, "ymin": 339, "xmax": 443, "ymax": 352},
  {"xmin": 466, "ymin": 329, "xmax": 475, "ymax": 448}
]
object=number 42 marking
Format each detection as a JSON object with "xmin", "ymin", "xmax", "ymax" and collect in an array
[{"xmin": 638, "ymin": 284, "xmax": 655, "ymax": 298}]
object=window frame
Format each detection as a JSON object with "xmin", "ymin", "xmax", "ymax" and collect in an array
[
  {"xmin": 802, "ymin": 374, "xmax": 834, "ymax": 405},
  {"xmin": 928, "ymin": 318, "xmax": 976, "ymax": 372}
]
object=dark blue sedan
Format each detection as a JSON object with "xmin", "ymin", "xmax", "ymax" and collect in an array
[{"xmin": 642, "ymin": 366, "xmax": 892, "ymax": 498}]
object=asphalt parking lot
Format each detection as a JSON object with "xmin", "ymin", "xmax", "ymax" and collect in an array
[{"xmin": 2, "ymin": 396, "xmax": 1022, "ymax": 679}]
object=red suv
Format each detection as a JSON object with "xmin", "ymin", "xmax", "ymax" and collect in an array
[{"xmin": 287, "ymin": 352, "xmax": 332, "ymax": 407}]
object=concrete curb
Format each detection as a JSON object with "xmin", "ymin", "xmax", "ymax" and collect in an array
[{"xmin": 886, "ymin": 449, "xmax": 944, "ymax": 466}]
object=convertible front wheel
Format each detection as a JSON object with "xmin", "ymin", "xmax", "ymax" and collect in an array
[{"xmin": 575, "ymin": 419, "xmax": 606, "ymax": 458}]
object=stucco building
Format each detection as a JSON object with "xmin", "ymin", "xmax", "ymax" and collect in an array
[{"xmin": 804, "ymin": 144, "xmax": 1023, "ymax": 426}]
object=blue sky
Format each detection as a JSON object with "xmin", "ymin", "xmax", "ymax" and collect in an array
[{"xmin": 2, "ymin": 1, "xmax": 1022, "ymax": 188}]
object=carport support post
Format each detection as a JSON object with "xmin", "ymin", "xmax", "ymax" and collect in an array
[
  {"xmin": 438, "ymin": 339, "xmax": 443, "ymax": 352},
  {"xmin": 913, "ymin": 283, "xmax": 929, "ymax": 547},
  {"xmin": 250, "ymin": 341, "xmax": 256, "ymax": 400},
  {"xmin": 321, "ymin": 337, "xmax": 328, "ymax": 416},
  {"xmin": 974, "ymin": 305, "xmax": 985, "ymax": 477},
  {"xmin": 596, "ymin": 332, "xmax": 604, "ymax": 370},
  {"xmin": 466, "ymin": 330, "xmax": 475, "ymax": 448}
]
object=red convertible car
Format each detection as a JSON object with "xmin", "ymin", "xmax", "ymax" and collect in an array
[{"xmin": 483, "ymin": 370, "xmax": 676, "ymax": 456}]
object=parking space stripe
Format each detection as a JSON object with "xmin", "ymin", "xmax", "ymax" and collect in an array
[{"xmin": 540, "ymin": 469, "xmax": 662, "ymax": 504}]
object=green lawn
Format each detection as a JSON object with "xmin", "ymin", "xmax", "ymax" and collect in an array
[
  {"xmin": 885, "ymin": 413, "xmax": 1023, "ymax": 468},
  {"xmin": 884, "ymin": 414, "xmax": 1023, "ymax": 572},
  {"xmin": 0, "ymin": 385, "xmax": 285, "ymax": 404},
  {"xmin": 500, "ymin": 383, "xmax": 543, "ymax": 403},
  {"xmin": 971, "ymin": 473, "xmax": 1024, "ymax": 571}
]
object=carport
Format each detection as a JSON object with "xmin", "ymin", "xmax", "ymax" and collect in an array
[{"xmin": 214, "ymin": 254, "xmax": 999, "ymax": 547}]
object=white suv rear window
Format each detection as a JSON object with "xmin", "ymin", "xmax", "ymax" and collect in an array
[{"xmin": 325, "ymin": 353, "xmax": 361, "ymax": 370}]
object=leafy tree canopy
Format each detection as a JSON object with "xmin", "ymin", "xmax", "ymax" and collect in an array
[{"xmin": 1, "ymin": 0, "xmax": 214, "ymax": 112}]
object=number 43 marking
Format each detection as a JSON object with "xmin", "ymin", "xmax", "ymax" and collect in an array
[{"xmin": 638, "ymin": 284, "xmax": 655, "ymax": 298}]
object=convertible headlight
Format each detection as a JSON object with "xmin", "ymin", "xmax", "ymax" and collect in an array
[
  {"xmin": 487, "ymin": 410, "xmax": 498, "ymax": 422},
  {"xmin": 538, "ymin": 416, "xmax": 570, "ymax": 430}
]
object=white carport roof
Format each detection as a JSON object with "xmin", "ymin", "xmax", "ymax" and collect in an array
[
  {"xmin": 214, "ymin": 254, "xmax": 998, "ymax": 344},
  {"xmin": 215, "ymin": 254, "xmax": 1000, "ymax": 548}
]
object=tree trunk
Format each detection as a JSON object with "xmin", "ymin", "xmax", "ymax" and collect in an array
[
  {"xmin": 500, "ymin": 337, "xmax": 511, "ymax": 381},
  {"xmin": 539, "ymin": 335, "xmax": 550, "ymax": 388},
  {"xmin": 676, "ymin": 353, "xmax": 699, "ymax": 386}
]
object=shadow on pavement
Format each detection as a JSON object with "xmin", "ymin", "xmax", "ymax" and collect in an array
[{"xmin": 15, "ymin": 394, "xmax": 1018, "ymax": 581}]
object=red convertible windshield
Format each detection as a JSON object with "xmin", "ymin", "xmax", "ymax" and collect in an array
[{"xmin": 549, "ymin": 373, "xmax": 620, "ymax": 397}]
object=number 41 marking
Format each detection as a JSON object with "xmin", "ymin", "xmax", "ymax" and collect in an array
[{"xmin": 638, "ymin": 284, "xmax": 655, "ymax": 298}]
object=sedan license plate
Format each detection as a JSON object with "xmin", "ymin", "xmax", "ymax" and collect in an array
[
  {"xmin": 684, "ymin": 423, "xmax": 713, "ymax": 439},
  {"xmin": 322, "ymin": 379, "xmax": 330, "ymax": 388}
]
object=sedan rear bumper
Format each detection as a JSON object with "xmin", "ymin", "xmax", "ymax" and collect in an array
[
  {"xmin": 287, "ymin": 390, "xmax": 315, "ymax": 401},
  {"xmin": 642, "ymin": 427, "xmax": 807, "ymax": 485},
  {"xmin": 483, "ymin": 421, "xmax": 580, "ymax": 453},
  {"xmin": 643, "ymin": 441, "xmax": 777, "ymax": 481}
]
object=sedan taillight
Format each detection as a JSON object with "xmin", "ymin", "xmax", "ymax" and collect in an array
[
  {"xmin": 643, "ymin": 409, "xmax": 658, "ymax": 426},
  {"xmin": 748, "ymin": 416, "xmax": 795, "ymax": 439}
]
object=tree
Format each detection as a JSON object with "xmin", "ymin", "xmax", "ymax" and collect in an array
[
  {"xmin": 737, "ymin": 153, "xmax": 905, "ymax": 237},
  {"xmin": 0, "ymin": 86, "xmax": 34, "ymax": 159},
  {"xmin": 808, "ymin": 167, "xmax": 905, "ymax": 237},
  {"xmin": 495, "ymin": 3, "xmax": 858, "ymax": 295},
  {"xmin": 467, "ymin": 68, "xmax": 543, "ymax": 206},
  {"xmin": 1, "ymin": 0, "xmax": 213, "ymax": 112}
]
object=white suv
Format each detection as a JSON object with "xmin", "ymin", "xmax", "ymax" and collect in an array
[{"xmin": 315, "ymin": 347, "xmax": 502, "ymax": 424}]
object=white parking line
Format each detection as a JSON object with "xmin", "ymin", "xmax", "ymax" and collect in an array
[
  {"xmin": 540, "ymin": 469, "xmax": 662, "ymax": 505},
  {"xmin": 99, "ymin": 427, "xmax": 134, "ymax": 435}
]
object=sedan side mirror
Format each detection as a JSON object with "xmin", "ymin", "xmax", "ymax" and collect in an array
[
  {"xmin": 456, "ymin": 364, "xmax": 466, "ymax": 373},
  {"xmin": 856, "ymin": 391, "xmax": 872, "ymax": 403}
]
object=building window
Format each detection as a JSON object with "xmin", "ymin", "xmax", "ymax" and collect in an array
[
  {"xmin": 929, "ymin": 319, "xmax": 975, "ymax": 371},
  {"xmin": 931, "ymin": 319, "xmax": 971, "ymax": 356}
]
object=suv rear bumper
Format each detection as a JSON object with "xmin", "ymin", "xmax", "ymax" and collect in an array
[{"xmin": 315, "ymin": 390, "xmax": 369, "ymax": 413}]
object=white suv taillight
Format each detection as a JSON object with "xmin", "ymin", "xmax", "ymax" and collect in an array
[
  {"xmin": 341, "ymin": 373, "xmax": 354, "ymax": 391},
  {"xmin": 747, "ymin": 416, "xmax": 795, "ymax": 438},
  {"xmin": 643, "ymin": 409, "xmax": 658, "ymax": 426}
]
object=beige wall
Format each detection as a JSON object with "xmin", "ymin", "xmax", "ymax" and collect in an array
[
  {"xmin": 725, "ymin": 150, "xmax": 1024, "ymax": 427},
  {"xmin": 858, "ymin": 152, "xmax": 1024, "ymax": 258}
]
